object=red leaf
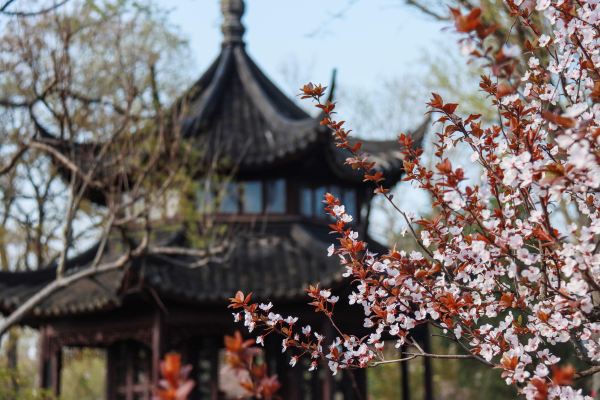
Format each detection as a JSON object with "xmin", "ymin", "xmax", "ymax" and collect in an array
[
  {"xmin": 428, "ymin": 93, "xmax": 445, "ymax": 109},
  {"xmin": 453, "ymin": 8, "xmax": 482, "ymax": 33},
  {"xmin": 542, "ymin": 111, "xmax": 575, "ymax": 129},
  {"xmin": 436, "ymin": 158, "xmax": 453, "ymax": 174},
  {"xmin": 443, "ymin": 103, "xmax": 459, "ymax": 114},
  {"xmin": 551, "ymin": 365, "xmax": 575, "ymax": 386}
]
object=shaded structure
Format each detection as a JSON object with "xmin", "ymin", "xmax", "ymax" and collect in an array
[{"xmin": 0, "ymin": 0, "xmax": 430, "ymax": 399}]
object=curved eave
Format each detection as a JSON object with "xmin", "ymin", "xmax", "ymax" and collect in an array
[
  {"xmin": 0, "ymin": 223, "xmax": 343, "ymax": 318},
  {"xmin": 0, "ymin": 220, "xmax": 395, "ymax": 320},
  {"xmin": 0, "ymin": 242, "xmax": 118, "ymax": 318},
  {"xmin": 0, "ymin": 229, "xmax": 190, "ymax": 318},
  {"xmin": 37, "ymin": 43, "xmax": 339, "ymax": 182},
  {"xmin": 181, "ymin": 45, "xmax": 317, "ymax": 131},
  {"xmin": 324, "ymin": 115, "xmax": 430, "ymax": 185}
]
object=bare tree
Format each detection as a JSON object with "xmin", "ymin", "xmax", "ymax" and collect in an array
[{"xmin": 0, "ymin": 0, "xmax": 203, "ymax": 338}]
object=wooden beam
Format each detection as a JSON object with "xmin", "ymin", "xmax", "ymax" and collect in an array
[{"xmin": 126, "ymin": 349, "xmax": 133, "ymax": 400}]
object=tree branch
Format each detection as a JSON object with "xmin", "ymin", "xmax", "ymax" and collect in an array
[
  {"xmin": 371, "ymin": 351, "xmax": 475, "ymax": 367},
  {"xmin": 0, "ymin": 0, "xmax": 16, "ymax": 12},
  {"xmin": 148, "ymin": 244, "xmax": 228, "ymax": 258},
  {"xmin": 403, "ymin": 0, "xmax": 448, "ymax": 20},
  {"xmin": 0, "ymin": 252, "xmax": 130, "ymax": 337},
  {"xmin": 574, "ymin": 365, "xmax": 600, "ymax": 380},
  {"xmin": 28, "ymin": 140, "xmax": 102, "ymax": 188},
  {"xmin": 0, "ymin": 0, "xmax": 69, "ymax": 16},
  {"xmin": 0, "ymin": 145, "xmax": 27, "ymax": 176}
]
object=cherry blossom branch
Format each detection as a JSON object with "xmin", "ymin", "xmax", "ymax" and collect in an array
[
  {"xmin": 232, "ymin": 2, "xmax": 600, "ymax": 399},
  {"xmin": 372, "ymin": 352, "xmax": 476, "ymax": 367}
]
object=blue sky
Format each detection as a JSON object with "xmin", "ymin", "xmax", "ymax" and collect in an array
[{"xmin": 159, "ymin": 0, "xmax": 450, "ymax": 94}]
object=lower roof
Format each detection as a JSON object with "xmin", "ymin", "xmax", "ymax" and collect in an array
[{"xmin": 0, "ymin": 222, "xmax": 385, "ymax": 320}]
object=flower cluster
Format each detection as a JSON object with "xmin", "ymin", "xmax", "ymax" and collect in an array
[
  {"xmin": 218, "ymin": 330, "xmax": 281, "ymax": 399},
  {"xmin": 155, "ymin": 353, "xmax": 195, "ymax": 400},
  {"xmin": 233, "ymin": 0, "xmax": 600, "ymax": 398}
]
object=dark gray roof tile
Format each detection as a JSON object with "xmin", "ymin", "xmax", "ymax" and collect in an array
[{"xmin": 0, "ymin": 223, "xmax": 379, "ymax": 317}]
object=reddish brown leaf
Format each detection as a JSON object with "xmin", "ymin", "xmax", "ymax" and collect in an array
[
  {"xmin": 542, "ymin": 111, "xmax": 575, "ymax": 128},
  {"xmin": 552, "ymin": 365, "xmax": 575, "ymax": 386},
  {"xmin": 436, "ymin": 158, "xmax": 453, "ymax": 174},
  {"xmin": 453, "ymin": 7, "xmax": 482, "ymax": 33}
]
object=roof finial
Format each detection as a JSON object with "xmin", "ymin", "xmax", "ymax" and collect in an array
[{"xmin": 221, "ymin": 0, "xmax": 245, "ymax": 46}]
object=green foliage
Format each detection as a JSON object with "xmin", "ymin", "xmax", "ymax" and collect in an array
[
  {"xmin": 0, "ymin": 367, "xmax": 55, "ymax": 400},
  {"xmin": 0, "ymin": 328, "xmax": 46, "ymax": 398},
  {"xmin": 0, "ymin": 329, "xmax": 107, "ymax": 400},
  {"xmin": 367, "ymin": 344, "xmax": 402, "ymax": 399},
  {"xmin": 60, "ymin": 348, "xmax": 106, "ymax": 400},
  {"xmin": 430, "ymin": 337, "xmax": 517, "ymax": 399},
  {"xmin": 367, "ymin": 338, "xmax": 518, "ymax": 400}
]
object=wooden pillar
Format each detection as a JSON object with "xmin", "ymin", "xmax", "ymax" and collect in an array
[
  {"xmin": 287, "ymin": 356, "xmax": 301, "ymax": 400},
  {"xmin": 400, "ymin": 345, "xmax": 410, "ymax": 400},
  {"xmin": 151, "ymin": 310, "xmax": 165, "ymax": 387},
  {"xmin": 422, "ymin": 327, "xmax": 433, "ymax": 400},
  {"xmin": 50, "ymin": 348, "xmax": 62, "ymax": 397},
  {"xmin": 351, "ymin": 369, "xmax": 367, "ymax": 400},
  {"xmin": 186, "ymin": 340, "xmax": 199, "ymax": 400},
  {"xmin": 106, "ymin": 345, "xmax": 117, "ymax": 400},
  {"xmin": 274, "ymin": 339, "xmax": 295, "ymax": 400},
  {"xmin": 311, "ymin": 364, "xmax": 321, "ymax": 400},
  {"xmin": 39, "ymin": 326, "xmax": 62, "ymax": 396}
]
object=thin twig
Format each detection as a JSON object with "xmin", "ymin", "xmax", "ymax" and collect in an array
[{"xmin": 0, "ymin": 0, "xmax": 69, "ymax": 16}]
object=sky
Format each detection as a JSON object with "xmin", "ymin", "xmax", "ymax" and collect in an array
[{"xmin": 158, "ymin": 0, "xmax": 451, "ymax": 95}]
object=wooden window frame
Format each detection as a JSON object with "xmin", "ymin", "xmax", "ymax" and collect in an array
[{"xmin": 297, "ymin": 184, "xmax": 359, "ymax": 223}]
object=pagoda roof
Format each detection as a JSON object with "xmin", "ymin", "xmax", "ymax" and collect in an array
[
  {"xmin": 0, "ymin": 222, "xmax": 383, "ymax": 320},
  {"xmin": 175, "ymin": 33, "xmax": 427, "ymax": 177},
  {"xmin": 33, "ymin": 0, "xmax": 427, "ymax": 196},
  {"xmin": 175, "ymin": 0, "xmax": 326, "ymax": 169},
  {"xmin": 177, "ymin": 44, "xmax": 323, "ymax": 168}
]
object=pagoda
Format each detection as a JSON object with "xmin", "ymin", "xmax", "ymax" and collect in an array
[{"xmin": 0, "ymin": 1, "xmax": 430, "ymax": 399}]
